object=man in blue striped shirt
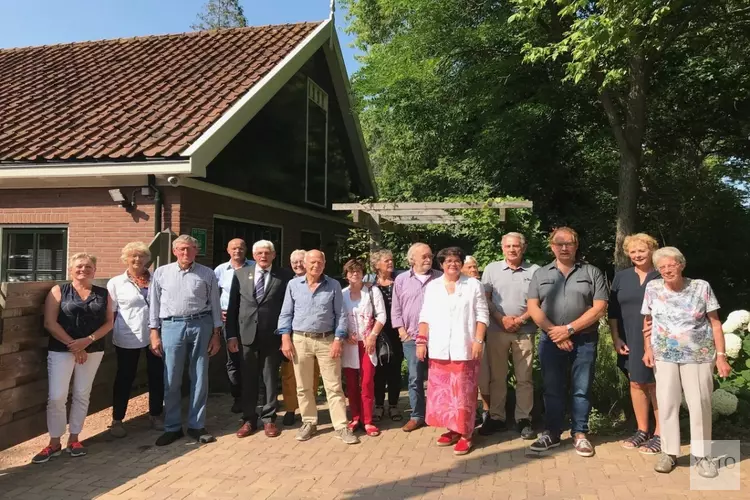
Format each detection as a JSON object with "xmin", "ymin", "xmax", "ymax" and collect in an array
[
  {"xmin": 214, "ymin": 238, "xmax": 253, "ymax": 413},
  {"xmin": 278, "ymin": 249, "xmax": 358, "ymax": 444},
  {"xmin": 149, "ymin": 235, "xmax": 222, "ymax": 447}
]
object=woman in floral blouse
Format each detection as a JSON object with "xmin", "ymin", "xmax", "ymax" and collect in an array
[{"xmin": 641, "ymin": 247, "xmax": 731, "ymax": 477}]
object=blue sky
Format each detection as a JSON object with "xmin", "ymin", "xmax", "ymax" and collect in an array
[{"xmin": 0, "ymin": 0, "xmax": 361, "ymax": 74}]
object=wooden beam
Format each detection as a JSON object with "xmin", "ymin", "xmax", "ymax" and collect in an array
[
  {"xmin": 384, "ymin": 216, "xmax": 465, "ymax": 225},
  {"xmin": 370, "ymin": 209, "xmax": 451, "ymax": 217},
  {"xmin": 499, "ymin": 208, "xmax": 506, "ymax": 222},
  {"xmin": 332, "ymin": 200, "xmax": 533, "ymax": 211}
]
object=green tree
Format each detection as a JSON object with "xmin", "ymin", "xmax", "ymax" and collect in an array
[
  {"xmin": 341, "ymin": 0, "xmax": 750, "ymax": 310},
  {"xmin": 508, "ymin": 0, "xmax": 750, "ymax": 268},
  {"xmin": 191, "ymin": 0, "xmax": 248, "ymax": 31}
]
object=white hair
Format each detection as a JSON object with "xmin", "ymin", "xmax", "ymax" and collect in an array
[
  {"xmin": 172, "ymin": 234, "xmax": 198, "ymax": 250},
  {"xmin": 406, "ymin": 242, "xmax": 431, "ymax": 266},
  {"xmin": 501, "ymin": 232, "xmax": 526, "ymax": 246},
  {"xmin": 652, "ymin": 246, "xmax": 686, "ymax": 268},
  {"xmin": 289, "ymin": 249, "xmax": 306, "ymax": 262},
  {"xmin": 464, "ymin": 255, "xmax": 478, "ymax": 266},
  {"xmin": 252, "ymin": 240, "xmax": 275, "ymax": 253}
]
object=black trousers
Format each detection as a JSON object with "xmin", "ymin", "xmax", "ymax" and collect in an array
[
  {"xmin": 224, "ymin": 328, "xmax": 243, "ymax": 398},
  {"xmin": 241, "ymin": 339, "xmax": 281, "ymax": 425},
  {"xmin": 374, "ymin": 327, "xmax": 404, "ymax": 407},
  {"xmin": 113, "ymin": 345, "xmax": 164, "ymax": 421}
]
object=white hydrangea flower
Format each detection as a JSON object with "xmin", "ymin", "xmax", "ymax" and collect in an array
[
  {"xmin": 711, "ymin": 389, "xmax": 738, "ymax": 416},
  {"xmin": 722, "ymin": 310, "xmax": 750, "ymax": 333},
  {"xmin": 724, "ymin": 332, "xmax": 743, "ymax": 359}
]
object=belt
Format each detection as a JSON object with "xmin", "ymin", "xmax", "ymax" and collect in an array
[
  {"xmin": 163, "ymin": 311, "xmax": 211, "ymax": 322},
  {"xmin": 294, "ymin": 331, "xmax": 334, "ymax": 338}
]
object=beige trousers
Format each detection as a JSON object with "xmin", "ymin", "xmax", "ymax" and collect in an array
[
  {"xmin": 291, "ymin": 333, "xmax": 347, "ymax": 430},
  {"xmin": 281, "ymin": 358, "xmax": 320, "ymax": 412},
  {"xmin": 654, "ymin": 360, "xmax": 713, "ymax": 457},
  {"xmin": 479, "ymin": 332, "xmax": 534, "ymax": 421}
]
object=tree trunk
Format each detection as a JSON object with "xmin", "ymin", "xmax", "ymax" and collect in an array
[
  {"xmin": 601, "ymin": 53, "xmax": 648, "ymax": 270},
  {"xmin": 614, "ymin": 151, "xmax": 639, "ymax": 270}
]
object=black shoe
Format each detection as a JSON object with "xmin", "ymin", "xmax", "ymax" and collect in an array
[
  {"xmin": 187, "ymin": 427, "xmax": 216, "ymax": 444},
  {"xmin": 529, "ymin": 432, "xmax": 561, "ymax": 452},
  {"xmin": 282, "ymin": 411, "xmax": 296, "ymax": 426},
  {"xmin": 231, "ymin": 398, "xmax": 242, "ymax": 414},
  {"xmin": 517, "ymin": 419, "xmax": 536, "ymax": 440},
  {"xmin": 155, "ymin": 429, "xmax": 184, "ymax": 446},
  {"xmin": 478, "ymin": 417, "xmax": 506, "ymax": 436}
]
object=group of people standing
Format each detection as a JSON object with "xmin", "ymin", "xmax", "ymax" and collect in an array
[{"xmin": 30, "ymin": 228, "xmax": 731, "ymax": 479}]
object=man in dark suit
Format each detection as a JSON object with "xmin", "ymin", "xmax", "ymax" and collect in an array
[{"xmin": 226, "ymin": 239, "xmax": 293, "ymax": 438}]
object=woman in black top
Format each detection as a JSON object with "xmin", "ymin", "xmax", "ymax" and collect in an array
[
  {"xmin": 32, "ymin": 253, "xmax": 114, "ymax": 464},
  {"xmin": 371, "ymin": 249, "xmax": 404, "ymax": 422},
  {"xmin": 608, "ymin": 234, "xmax": 661, "ymax": 454}
]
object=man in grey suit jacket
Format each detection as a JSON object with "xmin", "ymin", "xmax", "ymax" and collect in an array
[{"xmin": 226, "ymin": 240, "xmax": 293, "ymax": 438}]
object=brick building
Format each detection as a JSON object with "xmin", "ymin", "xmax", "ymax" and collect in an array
[{"xmin": 0, "ymin": 17, "xmax": 374, "ymax": 280}]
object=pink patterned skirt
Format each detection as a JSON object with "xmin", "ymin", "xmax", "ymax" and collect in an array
[{"xmin": 425, "ymin": 359, "xmax": 480, "ymax": 436}]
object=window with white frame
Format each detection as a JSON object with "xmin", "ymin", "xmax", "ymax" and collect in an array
[
  {"xmin": 1, "ymin": 227, "xmax": 68, "ymax": 282},
  {"xmin": 305, "ymin": 78, "xmax": 328, "ymax": 207}
]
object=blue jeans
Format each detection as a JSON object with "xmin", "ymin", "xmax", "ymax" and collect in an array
[
  {"xmin": 538, "ymin": 332, "xmax": 598, "ymax": 436},
  {"xmin": 161, "ymin": 315, "xmax": 213, "ymax": 432},
  {"xmin": 402, "ymin": 340, "xmax": 427, "ymax": 422}
]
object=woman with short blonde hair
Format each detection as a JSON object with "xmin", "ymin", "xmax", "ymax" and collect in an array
[
  {"xmin": 107, "ymin": 242, "xmax": 163, "ymax": 438},
  {"xmin": 33, "ymin": 253, "xmax": 114, "ymax": 463},
  {"xmin": 608, "ymin": 233, "xmax": 661, "ymax": 454}
]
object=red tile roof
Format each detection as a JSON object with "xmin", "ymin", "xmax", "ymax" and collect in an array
[{"xmin": 0, "ymin": 22, "xmax": 322, "ymax": 163}]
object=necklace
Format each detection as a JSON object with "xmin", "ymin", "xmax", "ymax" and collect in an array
[{"xmin": 128, "ymin": 270, "xmax": 151, "ymax": 289}]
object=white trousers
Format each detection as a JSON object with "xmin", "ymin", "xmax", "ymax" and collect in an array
[
  {"xmin": 654, "ymin": 360, "xmax": 713, "ymax": 457},
  {"xmin": 47, "ymin": 350, "xmax": 104, "ymax": 438}
]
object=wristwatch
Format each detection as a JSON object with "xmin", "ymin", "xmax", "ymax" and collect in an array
[
  {"xmin": 88, "ymin": 334, "xmax": 96, "ymax": 342},
  {"xmin": 566, "ymin": 324, "xmax": 575, "ymax": 336},
  {"xmin": 334, "ymin": 337, "xmax": 344, "ymax": 343},
  {"xmin": 717, "ymin": 352, "xmax": 727, "ymax": 358},
  {"xmin": 474, "ymin": 338, "xmax": 484, "ymax": 344}
]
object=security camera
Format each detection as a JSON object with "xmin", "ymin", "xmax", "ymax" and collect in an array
[{"xmin": 166, "ymin": 176, "xmax": 181, "ymax": 186}]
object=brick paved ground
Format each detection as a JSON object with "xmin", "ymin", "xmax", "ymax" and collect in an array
[{"xmin": 0, "ymin": 392, "xmax": 747, "ymax": 500}]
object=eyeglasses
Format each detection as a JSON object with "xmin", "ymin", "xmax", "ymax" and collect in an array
[
  {"xmin": 552, "ymin": 241, "xmax": 576, "ymax": 248},
  {"xmin": 658, "ymin": 263, "xmax": 681, "ymax": 271}
]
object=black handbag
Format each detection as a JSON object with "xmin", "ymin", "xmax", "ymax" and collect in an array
[{"xmin": 370, "ymin": 287, "xmax": 394, "ymax": 365}]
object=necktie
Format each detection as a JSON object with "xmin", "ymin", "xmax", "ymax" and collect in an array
[{"xmin": 255, "ymin": 269, "xmax": 266, "ymax": 301}]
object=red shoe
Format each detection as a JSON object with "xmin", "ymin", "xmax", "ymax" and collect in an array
[
  {"xmin": 364, "ymin": 424, "xmax": 381, "ymax": 437},
  {"xmin": 347, "ymin": 420, "xmax": 361, "ymax": 432},
  {"xmin": 436, "ymin": 430, "xmax": 461, "ymax": 447},
  {"xmin": 453, "ymin": 437, "xmax": 472, "ymax": 455}
]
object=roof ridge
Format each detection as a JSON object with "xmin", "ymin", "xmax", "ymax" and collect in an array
[{"xmin": 0, "ymin": 20, "xmax": 325, "ymax": 53}]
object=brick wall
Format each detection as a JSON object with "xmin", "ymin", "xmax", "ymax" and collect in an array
[{"xmin": 0, "ymin": 187, "xmax": 181, "ymax": 278}]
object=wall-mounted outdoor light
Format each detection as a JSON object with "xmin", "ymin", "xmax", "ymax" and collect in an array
[{"xmin": 108, "ymin": 188, "xmax": 136, "ymax": 213}]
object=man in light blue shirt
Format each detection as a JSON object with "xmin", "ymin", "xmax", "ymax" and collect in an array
[
  {"xmin": 149, "ymin": 235, "xmax": 222, "ymax": 447},
  {"xmin": 214, "ymin": 238, "xmax": 254, "ymax": 412},
  {"xmin": 277, "ymin": 250, "xmax": 357, "ymax": 444}
]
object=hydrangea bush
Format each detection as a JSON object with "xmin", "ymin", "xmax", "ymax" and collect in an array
[{"xmin": 713, "ymin": 310, "xmax": 750, "ymax": 427}]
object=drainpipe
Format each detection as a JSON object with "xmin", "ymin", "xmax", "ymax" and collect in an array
[{"xmin": 148, "ymin": 174, "xmax": 162, "ymax": 235}]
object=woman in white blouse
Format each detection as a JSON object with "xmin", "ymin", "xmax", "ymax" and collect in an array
[
  {"xmin": 342, "ymin": 259, "xmax": 387, "ymax": 437},
  {"xmin": 418, "ymin": 247, "xmax": 489, "ymax": 455},
  {"xmin": 106, "ymin": 242, "xmax": 164, "ymax": 438}
]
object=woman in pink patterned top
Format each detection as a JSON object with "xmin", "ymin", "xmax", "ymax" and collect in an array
[
  {"xmin": 342, "ymin": 259, "xmax": 387, "ymax": 437},
  {"xmin": 418, "ymin": 247, "xmax": 489, "ymax": 455}
]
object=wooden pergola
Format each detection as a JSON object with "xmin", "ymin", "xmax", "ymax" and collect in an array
[{"xmin": 332, "ymin": 200, "xmax": 534, "ymax": 247}]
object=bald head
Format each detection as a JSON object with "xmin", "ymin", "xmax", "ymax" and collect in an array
[
  {"xmin": 304, "ymin": 250, "xmax": 326, "ymax": 280},
  {"xmin": 227, "ymin": 238, "xmax": 247, "ymax": 266}
]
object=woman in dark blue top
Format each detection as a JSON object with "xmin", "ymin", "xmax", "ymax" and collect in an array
[
  {"xmin": 608, "ymin": 234, "xmax": 661, "ymax": 455},
  {"xmin": 32, "ymin": 253, "xmax": 113, "ymax": 464}
]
